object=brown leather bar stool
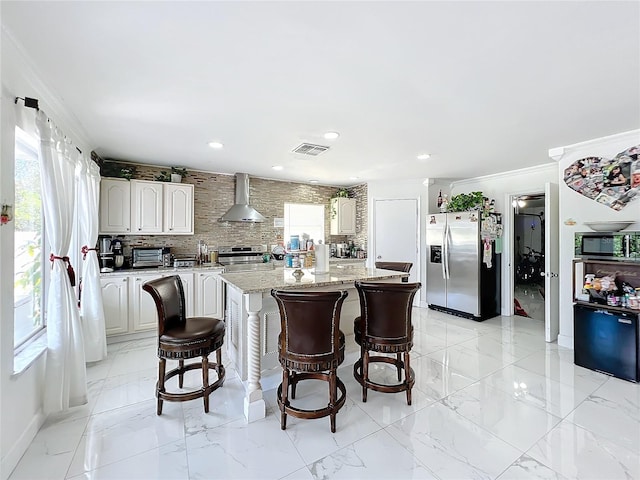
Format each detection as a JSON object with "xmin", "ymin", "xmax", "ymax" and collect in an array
[
  {"xmin": 271, "ymin": 289, "xmax": 348, "ymax": 433},
  {"xmin": 143, "ymin": 275, "xmax": 225, "ymax": 415},
  {"xmin": 375, "ymin": 261, "xmax": 413, "ymax": 282},
  {"xmin": 353, "ymin": 281, "xmax": 421, "ymax": 405}
]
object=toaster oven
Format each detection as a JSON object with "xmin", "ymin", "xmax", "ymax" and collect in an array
[{"xmin": 132, "ymin": 247, "xmax": 171, "ymax": 268}]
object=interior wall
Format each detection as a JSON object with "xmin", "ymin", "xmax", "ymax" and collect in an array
[
  {"xmin": 100, "ymin": 161, "xmax": 367, "ymax": 259},
  {"xmin": 449, "ymin": 163, "xmax": 558, "ymax": 315},
  {"xmin": 367, "ymin": 178, "xmax": 429, "ymax": 306},
  {"xmin": 555, "ymin": 129, "xmax": 640, "ymax": 349}
]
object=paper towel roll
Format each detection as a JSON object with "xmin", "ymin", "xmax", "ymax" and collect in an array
[{"xmin": 315, "ymin": 244, "xmax": 330, "ymax": 273}]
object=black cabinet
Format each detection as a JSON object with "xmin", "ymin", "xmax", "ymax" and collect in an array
[{"xmin": 574, "ymin": 303, "xmax": 639, "ymax": 382}]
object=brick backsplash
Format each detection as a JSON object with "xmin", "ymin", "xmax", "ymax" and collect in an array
[{"xmin": 100, "ymin": 161, "xmax": 368, "ymax": 258}]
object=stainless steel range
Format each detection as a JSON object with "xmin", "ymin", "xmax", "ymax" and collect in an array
[{"xmin": 218, "ymin": 245, "xmax": 275, "ymax": 272}]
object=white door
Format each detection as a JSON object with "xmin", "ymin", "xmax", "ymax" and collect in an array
[
  {"xmin": 164, "ymin": 184, "xmax": 194, "ymax": 234},
  {"xmin": 131, "ymin": 274, "xmax": 162, "ymax": 332},
  {"xmin": 544, "ymin": 182, "xmax": 560, "ymax": 342},
  {"xmin": 99, "ymin": 178, "xmax": 131, "ymax": 234},
  {"xmin": 131, "ymin": 180, "xmax": 163, "ymax": 234},
  {"xmin": 100, "ymin": 276, "xmax": 129, "ymax": 335},
  {"xmin": 373, "ymin": 198, "xmax": 419, "ymax": 286}
]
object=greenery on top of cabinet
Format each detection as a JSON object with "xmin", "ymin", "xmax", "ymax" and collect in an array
[{"xmin": 448, "ymin": 191, "xmax": 484, "ymax": 212}]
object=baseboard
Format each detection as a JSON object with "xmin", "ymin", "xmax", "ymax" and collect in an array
[
  {"xmin": 1, "ymin": 409, "xmax": 46, "ymax": 480},
  {"xmin": 557, "ymin": 334, "xmax": 574, "ymax": 350}
]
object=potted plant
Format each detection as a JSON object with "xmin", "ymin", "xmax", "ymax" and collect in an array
[
  {"xmin": 170, "ymin": 166, "xmax": 188, "ymax": 183},
  {"xmin": 100, "ymin": 162, "xmax": 137, "ymax": 180},
  {"xmin": 447, "ymin": 191, "xmax": 484, "ymax": 212},
  {"xmin": 156, "ymin": 166, "xmax": 188, "ymax": 182}
]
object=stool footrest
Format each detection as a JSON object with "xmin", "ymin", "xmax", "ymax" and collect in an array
[
  {"xmin": 277, "ymin": 372, "xmax": 346, "ymax": 420},
  {"xmin": 353, "ymin": 357, "xmax": 414, "ymax": 394},
  {"xmin": 157, "ymin": 363, "xmax": 225, "ymax": 403}
]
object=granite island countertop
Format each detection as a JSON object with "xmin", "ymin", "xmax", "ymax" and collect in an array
[
  {"xmin": 100, "ymin": 264, "xmax": 225, "ymax": 276},
  {"xmin": 220, "ymin": 266, "xmax": 406, "ymax": 294}
]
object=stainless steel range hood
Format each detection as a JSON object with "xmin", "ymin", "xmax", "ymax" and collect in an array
[{"xmin": 219, "ymin": 173, "xmax": 266, "ymax": 223}]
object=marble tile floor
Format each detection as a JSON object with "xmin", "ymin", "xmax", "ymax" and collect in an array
[
  {"xmin": 514, "ymin": 283, "xmax": 545, "ymax": 321},
  {"xmin": 9, "ymin": 307, "xmax": 640, "ymax": 480}
]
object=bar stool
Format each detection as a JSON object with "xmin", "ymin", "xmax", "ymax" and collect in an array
[
  {"xmin": 353, "ymin": 281, "xmax": 421, "ymax": 404},
  {"xmin": 375, "ymin": 261, "xmax": 413, "ymax": 282},
  {"xmin": 143, "ymin": 275, "xmax": 225, "ymax": 415},
  {"xmin": 271, "ymin": 289, "xmax": 348, "ymax": 433}
]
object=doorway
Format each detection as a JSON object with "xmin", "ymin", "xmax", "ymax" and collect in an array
[
  {"xmin": 512, "ymin": 193, "xmax": 546, "ymax": 321},
  {"xmin": 372, "ymin": 198, "xmax": 419, "ymax": 304}
]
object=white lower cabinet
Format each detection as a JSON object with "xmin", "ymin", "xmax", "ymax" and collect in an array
[
  {"xmin": 195, "ymin": 270, "xmax": 224, "ymax": 319},
  {"xmin": 100, "ymin": 275, "xmax": 129, "ymax": 336},
  {"xmin": 102, "ymin": 269, "xmax": 220, "ymax": 339},
  {"xmin": 130, "ymin": 273, "xmax": 164, "ymax": 332}
]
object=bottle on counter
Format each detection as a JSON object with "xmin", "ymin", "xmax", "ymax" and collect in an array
[{"xmin": 437, "ymin": 190, "xmax": 443, "ymax": 208}]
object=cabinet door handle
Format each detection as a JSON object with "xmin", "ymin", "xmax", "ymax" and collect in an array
[{"xmin": 618, "ymin": 319, "xmax": 632, "ymax": 324}]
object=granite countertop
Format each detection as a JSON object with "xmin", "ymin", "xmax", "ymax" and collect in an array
[
  {"xmin": 220, "ymin": 266, "xmax": 406, "ymax": 294},
  {"xmin": 329, "ymin": 258, "xmax": 366, "ymax": 264},
  {"xmin": 100, "ymin": 264, "xmax": 225, "ymax": 276}
]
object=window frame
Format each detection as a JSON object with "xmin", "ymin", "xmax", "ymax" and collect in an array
[
  {"xmin": 14, "ymin": 126, "xmax": 48, "ymax": 351},
  {"xmin": 283, "ymin": 203, "xmax": 326, "ymax": 247}
]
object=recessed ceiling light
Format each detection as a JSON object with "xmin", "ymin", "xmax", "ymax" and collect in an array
[
  {"xmin": 324, "ymin": 131, "xmax": 340, "ymax": 140},
  {"xmin": 417, "ymin": 153, "xmax": 431, "ymax": 160},
  {"xmin": 349, "ymin": 176, "xmax": 359, "ymax": 180},
  {"xmin": 272, "ymin": 165, "xmax": 283, "ymax": 171},
  {"xmin": 208, "ymin": 141, "xmax": 223, "ymax": 149},
  {"xmin": 309, "ymin": 179, "xmax": 319, "ymax": 184}
]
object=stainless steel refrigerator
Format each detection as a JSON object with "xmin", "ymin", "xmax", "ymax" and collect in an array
[{"xmin": 426, "ymin": 212, "xmax": 501, "ymax": 320}]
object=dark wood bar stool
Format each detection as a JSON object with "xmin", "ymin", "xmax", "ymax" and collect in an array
[
  {"xmin": 143, "ymin": 275, "xmax": 225, "ymax": 415},
  {"xmin": 271, "ymin": 289, "xmax": 348, "ymax": 433},
  {"xmin": 353, "ymin": 281, "xmax": 421, "ymax": 404},
  {"xmin": 375, "ymin": 261, "xmax": 413, "ymax": 282}
]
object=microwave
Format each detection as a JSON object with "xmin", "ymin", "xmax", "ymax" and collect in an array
[
  {"xmin": 132, "ymin": 247, "xmax": 171, "ymax": 268},
  {"xmin": 575, "ymin": 232, "xmax": 638, "ymax": 260}
]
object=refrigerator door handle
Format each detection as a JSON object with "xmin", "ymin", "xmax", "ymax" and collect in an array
[
  {"xmin": 441, "ymin": 225, "xmax": 447, "ymax": 279},
  {"xmin": 444, "ymin": 224, "xmax": 451, "ymax": 279}
]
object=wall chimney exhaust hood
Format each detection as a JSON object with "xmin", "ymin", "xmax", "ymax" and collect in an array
[{"xmin": 219, "ymin": 173, "xmax": 266, "ymax": 223}]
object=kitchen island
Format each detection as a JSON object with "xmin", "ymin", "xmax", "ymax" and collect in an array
[{"xmin": 220, "ymin": 265, "xmax": 408, "ymax": 422}]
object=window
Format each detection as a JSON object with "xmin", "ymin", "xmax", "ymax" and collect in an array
[
  {"xmin": 14, "ymin": 127, "xmax": 46, "ymax": 348},
  {"xmin": 284, "ymin": 203, "xmax": 325, "ymax": 247}
]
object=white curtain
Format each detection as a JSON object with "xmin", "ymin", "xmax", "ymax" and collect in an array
[
  {"xmin": 78, "ymin": 155, "xmax": 107, "ymax": 362},
  {"xmin": 36, "ymin": 111, "xmax": 87, "ymax": 413}
]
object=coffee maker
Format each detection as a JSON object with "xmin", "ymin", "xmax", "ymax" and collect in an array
[
  {"xmin": 99, "ymin": 236, "xmax": 114, "ymax": 273},
  {"xmin": 111, "ymin": 237, "xmax": 125, "ymax": 269}
]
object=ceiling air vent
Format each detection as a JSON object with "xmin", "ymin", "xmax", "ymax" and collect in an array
[{"xmin": 292, "ymin": 143, "xmax": 330, "ymax": 156}]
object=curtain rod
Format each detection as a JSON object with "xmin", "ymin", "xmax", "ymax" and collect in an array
[{"xmin": 15, "ymin": 96, "xmax": 82, "ymax": 154}]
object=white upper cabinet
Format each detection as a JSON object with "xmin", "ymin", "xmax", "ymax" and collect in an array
[
  {"xmin": 330, "ymin": 197, "xmax": 356, "ymax": 235},
  {"xmin": 102, "ymin": 179, "xmax": 194, "ymax": 235},
  {"xmin": 164, "ymin": 183, "xmax": 194, "ymax": 235},
  {"xmin": 131, "ymin": 180, "xmax": 163, "ymax": 234},
  {"xmin": 99, "ymin": 178, "xmax": 131, "ymax": 234}
]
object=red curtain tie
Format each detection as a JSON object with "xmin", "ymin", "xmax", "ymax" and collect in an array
[
  {"xmin": 81, "ymin": 245, "xmax": 97, "ymax": 260},
  {"xmin": 50, "ymin": 253, "xmax": 76, "ymax": 287}
]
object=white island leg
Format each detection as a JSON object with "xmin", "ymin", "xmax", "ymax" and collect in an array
[{"xmin": 243, "ymin": 291, "xmax": 266, "ymax": 422}]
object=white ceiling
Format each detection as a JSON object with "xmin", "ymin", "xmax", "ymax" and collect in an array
[{"xmin": 2, "ymin": 1, "xmax": 639, "ymax": 186}]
